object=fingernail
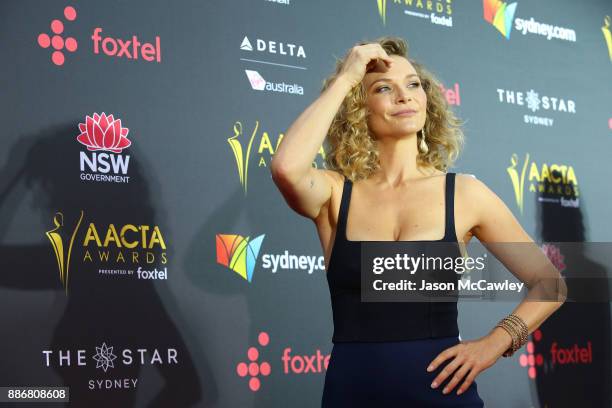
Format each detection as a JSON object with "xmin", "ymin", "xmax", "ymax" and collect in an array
[
  {"xmin": 426, "ymin": 365, "xmax": 433, "ymax": 372},
  {"xmin": 431, "ymin": 381, "xmax": 438, "ymax": 388},
  {"xmin": 442, "ymin": 388, "xmax": 448, "ymax": 394},
  {"xmin": 457, "ymin": 390, "xmax": 463, "ymax": 395}
]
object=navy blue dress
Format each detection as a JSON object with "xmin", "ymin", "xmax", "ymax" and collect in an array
[{"xmin": 322, "ymin": 172, "xmax": 485, "ymax": 407}]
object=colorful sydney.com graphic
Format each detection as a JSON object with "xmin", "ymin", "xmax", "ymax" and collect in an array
[
  {"xmin": 482, "ymin": 0, "xmax": 518, "ymax": 39},
  {"xmin": 216, "ymin": 234, "xmax": 265, "ymax": 282},
  {"xmin": 77, "ymin": 112, "xmax": 132, "ymax": 153}
]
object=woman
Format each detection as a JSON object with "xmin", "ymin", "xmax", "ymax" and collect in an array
[{"xmin": 270, "ymin": 36, "xmax": 566, "ymax": 407}]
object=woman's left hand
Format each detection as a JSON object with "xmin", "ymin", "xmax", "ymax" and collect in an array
[{"xmin": 426, "ymin": 328, "xmax": 512, "ymax": 395}]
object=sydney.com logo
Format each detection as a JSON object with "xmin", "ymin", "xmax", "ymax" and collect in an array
[
  {"xmin": 482, "ymin": 0, "xmax": 576, "ymax": 42},
  {"xmin": 215, "ymin": 233, "xmax": 325, "ymax": 282}
]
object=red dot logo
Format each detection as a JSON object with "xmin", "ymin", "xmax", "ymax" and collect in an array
[
  {"xmin": 236, "ymin": 332, "xmax": 271, "ymax": 392},
  {"xmin": 37, "ymin": 6, "xmax": 78, "ymax": 66},
  {"xmin": 519, "ymin": 329, "xmax": 544, "ymax": 379}
]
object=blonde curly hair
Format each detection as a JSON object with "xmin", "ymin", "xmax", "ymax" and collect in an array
[{"xmin": 321, "ymin": 36, "xmax": 465, "ymax": 182}]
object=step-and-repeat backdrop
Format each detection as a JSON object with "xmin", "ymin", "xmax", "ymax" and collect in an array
[{"xmin": 1, "ymin": 0, "xmax": 611, "ymax": 406}]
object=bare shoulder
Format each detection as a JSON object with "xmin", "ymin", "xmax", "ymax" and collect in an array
[
  {"xmin": 454, "ymin": 173, "xmax": 531, "ymax": 242},
  {"xmin": 322, "ymin": 167, "xmax": 345, "ymax": 182},
  {"xmin": 453, "ymin": 172, "xmax": 502, "ymax": 222},
  {"xmin": 454, "ymin": 172, "xmax": 496, "ymax": 199}
]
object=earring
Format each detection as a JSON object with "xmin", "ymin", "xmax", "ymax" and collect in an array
[{"xmin": 419, "ymin": 127, "xmax": 429, "ymax": 154}]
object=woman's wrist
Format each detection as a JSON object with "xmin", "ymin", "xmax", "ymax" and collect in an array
[
  {"xmin": 488, "ymin": 326, "xmax": 514, "ymax": 356},
  {"xmin": 332, "ymin": 74, "xmax": 356, "ymax": 94}
]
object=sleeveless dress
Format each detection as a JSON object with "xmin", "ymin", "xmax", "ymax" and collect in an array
[{"xmin": 322, "ymin": 172, "xmax": 485, "ymax": 407}]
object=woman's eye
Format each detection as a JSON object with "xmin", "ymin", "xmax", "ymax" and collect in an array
[{"xmin": 377, "ymin": 83, "xmax": 420, "ymax": 92}]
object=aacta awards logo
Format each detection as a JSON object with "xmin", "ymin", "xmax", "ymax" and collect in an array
[
  {"xmin": 376, "ymin": 0, "xmax": 453, "ymax": 27},
  {"xmin": 42, "ymin": 342, "xmax": 178, "ymax": 390},
  {"xmin": 603, "ymin": 16, "xmax": 612, "ymax": 62},
  {"xmin": 37, "ymin": 5, "xmax": 162, "ymax": 66},
  {"xmin": 227, "ymin": 121, "xmax": 326, "ymax": 195},
  {"xmin": 235, "ymin": 331, "xmax": 330, "ymax": 393},
  {"xmin": 46, "ymin": 211, "xmax": 85, "ymax": 293},
  {"xmin": 507, "ymin": 153, "xmax": 579, "ymax": 214},
  {"xmin": 77, "ymin": 112, "xmax": 132, "ymax": 183},
  {"xmin": 216, "ymin": 233, "xmax": 265, "ymax": 282},
  {"xmin": 46, "ymin": 211, "xmax": 169, "ymax": 292}
]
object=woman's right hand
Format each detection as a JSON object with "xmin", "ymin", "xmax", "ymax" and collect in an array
[{"xmin": 338, "ymin": 43, "xmax": 394, "ymax": 89}]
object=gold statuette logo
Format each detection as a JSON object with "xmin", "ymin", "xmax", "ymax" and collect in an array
[{"xmin": 46, "ymin": 211, "xmax": 84, "ymax": 293}]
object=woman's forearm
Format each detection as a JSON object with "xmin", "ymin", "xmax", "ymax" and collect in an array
[
  {"xmin": 489, "ymin": 297, "xmax": 565, "ymax": 355},
  {"xmin": 270, "ymin": 75, "xmax": 353, "ymax": 184}
]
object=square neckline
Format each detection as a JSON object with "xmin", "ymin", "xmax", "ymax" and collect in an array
[{"xmin": 343, "ymin": 173, "xmax": 452, "ymax": 243}]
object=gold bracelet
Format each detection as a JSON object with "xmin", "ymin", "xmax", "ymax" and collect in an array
[
  {"xmin": 496, "ymin": 320, "xmax": 519, "ymax": 356},
  {"xmin": 506, "ymin": 314, "xmax": 528, "ymax": 348},
  {"xmin": 496, "ymin": 314, "xmax": 529, "ymax": 357}
]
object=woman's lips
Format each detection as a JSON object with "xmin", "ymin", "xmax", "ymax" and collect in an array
[{"xmin": 392, "ymin": 110, "xmax": 417, "ymax": 117}]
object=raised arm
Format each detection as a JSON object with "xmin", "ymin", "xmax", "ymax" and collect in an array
[{"xmin": 270, "ymin": 44, "xmax": 394, "ymax": 220}]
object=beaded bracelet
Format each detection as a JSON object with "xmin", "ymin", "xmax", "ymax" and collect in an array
[{"xmin": 495, "ymin": 314, "xmax": 529, "ymax": 357}]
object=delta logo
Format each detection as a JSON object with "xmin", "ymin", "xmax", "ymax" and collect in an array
[
  {"xmin": 78, "ymin": 112, "xmax": 133, "ymax": 183},
  {"xmin": 235, "ymin": 331, "xmax": 330, "ymax": 392},
  {"xmin": 507, "ymin": 153, "xmax": 579, "ymax": 214},
  {"xmin": 46, "ymin": 211, "xmax": 169, "ymax": 293},
  {"xmin": 482, "ymin": 0, "xmax": 576, "ymax": 42},
  {"xmin": 240, "ymin": 36, "xmax": 306, "ymax": 59},
  {"xmin": 496, "ymin": 87, "xmax": 576, "ymax": 127},
  {"xmin": 37, "ymin": 5, "xmax": 162, "ymax": 67},
  {"xmin": 215, "ymin": 233, "xmax": 325, "ymax": 282},
  {"xmin": 376, "ymin": 0, "xmax": 453, "ymax": 28},
  {"xmin": 226, "ymin": 120, "xmax": 326, "ymax": 195},
  {"xmin": 518, "ymin": 329, "xmax": 593, "ymax": 379}
]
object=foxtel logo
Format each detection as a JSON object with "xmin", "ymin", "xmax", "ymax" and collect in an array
[
  {"xmin": 244, "ymin": 70, "xmax": 304, "ymax": 95},
  {"xmin": 37, "ymin": 5, "xmax": 162, "ymax": 66}
]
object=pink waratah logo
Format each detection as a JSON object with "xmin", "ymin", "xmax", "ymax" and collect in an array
[
  {"xmin": 77, "ymin": 113, "xmax": 131, "ymax": 153},
  {"xmin": 540, "ymin": 243, "xmax": 567, "ymax": 274},
  {"xmin": 37, "ymin": 6, "xmax": 78, "ymax": 66}
]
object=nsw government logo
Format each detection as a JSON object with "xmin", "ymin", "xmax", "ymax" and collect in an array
[{"xmin": 77, "ymin": 112, "xmax": 132, "ymax": 183}]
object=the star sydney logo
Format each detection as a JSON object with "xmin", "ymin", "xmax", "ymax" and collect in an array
[
  {"xmin": 93, "ymin": 343, "xmax": 118, "ymax": 372},
  {"xmin": 216, "ymin": 233, "xmax": 265, "ymax": 282}
]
